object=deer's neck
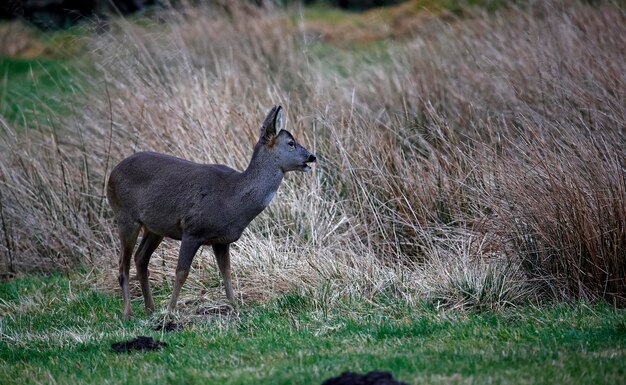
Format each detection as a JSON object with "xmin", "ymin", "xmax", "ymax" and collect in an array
[{"xmin": 239, "ymin": 146, "xmax": 284, "ymax": 212}]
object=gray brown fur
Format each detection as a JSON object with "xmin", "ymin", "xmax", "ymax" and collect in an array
[{"xmin": 107, "ymin": 106, "xmax": 316, "ymax": 318}]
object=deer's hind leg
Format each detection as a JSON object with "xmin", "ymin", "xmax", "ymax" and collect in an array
[
  {"xmin": 134, "ymin": 230, "xmax": 163, "ymax": 314},
  {"xmin": 118, "ymin": 221, "xmax": 141, "ymax": 319}
]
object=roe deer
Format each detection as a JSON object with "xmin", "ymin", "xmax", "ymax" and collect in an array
[{"xmin": 107, "ymin": 105, "xmax": 316, "ymax": 319}]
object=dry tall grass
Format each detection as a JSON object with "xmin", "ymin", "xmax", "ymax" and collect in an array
[{"xmin": 1, "ymin": 1, "xmax": 624, "ymax": 308}]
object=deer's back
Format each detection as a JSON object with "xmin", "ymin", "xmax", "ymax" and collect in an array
[{"xmin": 107, "ymin": 151, "xmax": 241, "ymax": 240}]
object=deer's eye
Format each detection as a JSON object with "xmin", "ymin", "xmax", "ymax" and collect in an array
[{"xmin": 288, "ymin": 141, "xmax": 295, "ymax": 147}]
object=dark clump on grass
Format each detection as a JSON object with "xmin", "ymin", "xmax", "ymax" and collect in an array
[
  {"xmin": 152, "ymin": 320, "xmax": 183, "ymax": 332},
  {"xmin": 111, "ymin": 336, "xmax": 167, "ymax": 353},
  {"xmin": 321, "ymin": 371, "xmax": 409, "ymax": 385}
]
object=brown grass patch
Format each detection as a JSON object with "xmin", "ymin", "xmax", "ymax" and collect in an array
[{"xmin": 1, "ymin": 1, "xmax": 624, "ymax": 309}]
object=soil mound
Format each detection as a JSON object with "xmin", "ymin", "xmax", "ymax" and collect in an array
[
  {"xmin": 321, "ymin": 371, "xmax": 409, "ymax": 385},
  {"xmin": 111, "ymin": 336, "xmax": 167, "ymax": 353}
]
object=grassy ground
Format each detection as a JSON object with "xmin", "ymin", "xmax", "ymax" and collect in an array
[
  {"xmin": 0, "ymin": 57, "xmax": 80, "ymax": 128},
  {"xmin": 1, "ymin": 274, "xmax": 625, "ymax": 385},
  {"xmin": 0, "ymin": 21, "xmax": 89, "ymax": 129}
]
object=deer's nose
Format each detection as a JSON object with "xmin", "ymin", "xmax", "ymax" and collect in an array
[{"xmin": 307, "ymin": 154, "xmax": 317, "ymax": 163}]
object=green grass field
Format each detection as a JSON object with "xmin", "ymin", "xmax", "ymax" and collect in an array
[
  {"xmin": 1, "ymin": 274, "xmax": 625, "ymax": 385},
  {"xmin": 0, "ymin": 57, "xmax": 84, "ymax": 129}
]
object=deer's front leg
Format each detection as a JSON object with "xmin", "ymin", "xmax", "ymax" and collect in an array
[
  {"xmin": 167, "ymin": 236, "xmax": 201, "ymax": 312},
  {"xmin": 213, "ymin": 243, "xmax": 235, "ymax": 304}
]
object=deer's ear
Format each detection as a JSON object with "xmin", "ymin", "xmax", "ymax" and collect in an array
[{"xmin": 260, "ymin": 105, "xmax": 282, "ymax": 144}]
